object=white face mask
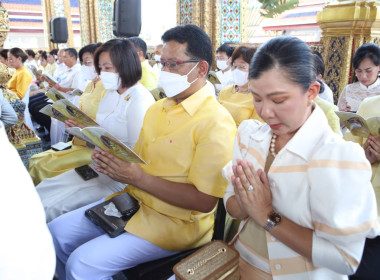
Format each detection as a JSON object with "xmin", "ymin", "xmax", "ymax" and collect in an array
[
  {"xmin": 157, "ymin": 63, "xmax": 199, "ymax": 98},
  {"xmin": 100, "ymin": 71, "xmax": 121, "ymax": 90},
  {"xmin": 154, "ymin": 55, "xmax": 161, "ymax": 62},
  {"xmin": 216, "ymin": 60, "xmax": 229, "ymax": 71},
  {"xmin": 232, "ymin": 69, "xmax": 248, "ymax": 86},
  {"xmin": 81, "ymin": 65, "xmax": 97, "ymax": 81}
]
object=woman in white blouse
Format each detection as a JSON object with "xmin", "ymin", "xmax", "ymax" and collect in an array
[
  {"xmin": 337, "ymin": 43, "xmax": 380, "ymax": 112},
  {"xmin": 36, "ymin": 39, "xmax": 155, "ymax": 222},
  {"xmin": 223, "ymin": 36, "xmax": 380, "ymax": 280}
]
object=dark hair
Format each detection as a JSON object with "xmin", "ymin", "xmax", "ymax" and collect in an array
[
  {"xmin": 79, "ymin": 43, "xmax": 102, "ymax": 63},
  {"xmin": 49, "ymin": 49, "xmax": 58, "ymax": 56},
  {"xmin": 353, "ymin": 43, "xmax": 380, "ymax": 69},
  {"xmin": 231, "ymin": 46, "xmax": 256, "ymax": 65},
  {"xmin": 40, "ymin": 51, "xmax": 47, "ymax": 61},
  {"xmin": 94, "ymin": 39, "xmax": 142, "ymax": 88},
  {"xmin": 249, "ymin": 36, "xmax": 316, "ymax": 91},
  {"xmin": 312, "ymin": 51, "xmax": 324, "ymax": 76},
  {"xmin": 25, "ymin": 49, "xmax": 35, "ymax": 58},
  {"xmin": 9, "ymin": 48, "xmax": 28, "ymax": 63},
  {"xmin": 128, "ymin": 37, "xmax": 147, "ymax": 57},
  {"xmin": 161, "ymin": 24, "xmax": 213, "ymax": 72},
  {"xmin": 216, "ymin": 43, "xmax": 235, "ymax": 58},
  {"xmin": 64, "ymin": 48, "xmax": 78, "ymax": 60},
  {"xmin": 0, "ymin": 49, "xmax": 8, "ymax": 60}
]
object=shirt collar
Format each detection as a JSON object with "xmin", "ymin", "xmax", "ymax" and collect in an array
[
  {"xmin": 359, "ymin": 78, "xmax": 380, "ymax": 90},
  {"xmin": 281, "ymin": 104, "xmax": 330, "ymax": 161},
  {"xmin": 162, "ymin": 82, "xmax": 214, "ymax": 116}
]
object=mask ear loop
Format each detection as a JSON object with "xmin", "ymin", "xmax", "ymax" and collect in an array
[{"xmin": 186, "ymin": 62, "xmax": 200, "ymax": 84}]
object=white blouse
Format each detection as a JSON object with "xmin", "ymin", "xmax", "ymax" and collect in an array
[
  {"xmin": 96, "ymin": 82, "xmax": 155, "ymax": 148},
  {"xmin": 337, "ymin": 78, "xmax": 380, "ymax": 111},
  {"xmin": 223, "ymin": 106, "xmax": 380, "ymax": 279}
]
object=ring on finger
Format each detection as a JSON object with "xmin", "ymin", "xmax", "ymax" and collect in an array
[{"xmin": 247, "ymin": 185, "xmax": 254, "ymax": 191}]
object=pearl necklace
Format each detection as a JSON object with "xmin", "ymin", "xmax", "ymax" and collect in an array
[{"xmin": 270, "ymin": 133, "xmax": 278, "ymax": 157}]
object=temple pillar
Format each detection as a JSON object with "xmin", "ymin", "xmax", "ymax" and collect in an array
[
  {"xmin": 0, "ymin": 2, "xmax": 10, "ymax": 48},
  {"xmin": 78, "ymin": 0, "xmax": 115, "ymax": 46},
  {"xmin": 317, "ymin": 0, "xmax": 380, "ymax": 103}
]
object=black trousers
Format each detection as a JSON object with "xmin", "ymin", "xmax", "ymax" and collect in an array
[
  {"xmin": 29, "ymin": 93, "xmax": 51, "ymax": 131},
  {"xmin": 350, "ymin": 236, "xmax": 380, "ymax": 280}
]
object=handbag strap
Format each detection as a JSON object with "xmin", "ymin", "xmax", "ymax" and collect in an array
[{"xmin": 228, "ymin": 217, "xmax": 249, "ymax": 246}]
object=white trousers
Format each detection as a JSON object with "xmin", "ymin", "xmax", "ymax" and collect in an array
[
  {"xmin": 36, "ymin": 168, "xmax": 125, "ymax": 222},
  {"xmin": 49, "ymin": 198, "xmax": 179, "ymax": 280}
]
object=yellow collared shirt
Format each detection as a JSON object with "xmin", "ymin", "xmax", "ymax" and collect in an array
[
  {"xmin": 7, "ymin": 66, "xmax": 33, "ymax": 99},
  {"xmin": 140, "ymin": 60, "xmax": 158, "ymax": 90},
  {"xmin": 122, "ymin": 83, "xmax": 236, "ymax": 251},
  {"xmin": 218, "ymin": 84, "xmax": 262, "ymax": 126}
]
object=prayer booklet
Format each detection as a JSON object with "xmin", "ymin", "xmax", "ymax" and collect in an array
[
  {"xmin": 335, "ymin": 111, "xmax": 380, "ymax": 138},
  {"xmin": 45, "ymin": 88, "xmax": 65, "ymax": 102},
  {"xmin": 42, "ymin": 73, "xmax": 58, "ymax": 85},
  {"xmin": 207, "ymin": 71, "xmax": 221, "ymax": 85},
  {"xmin": 150, "ymin": 87, "xmax": 166, "ymax": 101},
  {"xmin": 39, "ymin": 98, "xmax": 98, "ymax": 127},
  {"xmin": 66, "ymin": 126, "xmax": 146, "ymax": 164}
]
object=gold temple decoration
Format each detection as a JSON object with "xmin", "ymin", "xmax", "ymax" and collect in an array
[
  {"xmin": 0, "ymin": 1, "xmax": 9, "ymax": 48},
  {"xmin": 317, "ymin": 0, "xmax": 380, "ymax": 103}
]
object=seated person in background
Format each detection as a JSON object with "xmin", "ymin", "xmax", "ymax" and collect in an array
[
  {"xmin": 28, "ymin": 43, "xmax": 106, "ymax": 185},
  {"xmin": 39, "ymin": 51, "xmax": 48, "ymax": 71},
  {"xmin": 224, "ymin": 36, "xmax": 379, "ymax": 280},
  {"xmin": 48, "ymin": 24, "xmax": 236, "ymax": 280},
  {"xmin": 218, "ymin": 46, "xmax": 262, "ymax": 126},
  {"xmin": 152, "ymin": 43, "xmax": 163, "ymax": 77},
  {"xmin": 45, "ymin": 50, "xmax": 57, "ymax": 77},
  {"xmin": 6, "ymin": 48, "xmax": 33, "ymax": 99},
  {"xmin": 36, "ymin": 38, "xmax": 155, "ymax": 222},
  {"xmin": 338, "ymin": 43, "xmax": 380, "ymax": 112},
  {"xmin": 53, "ymin": 49, "xmax": 68, "ymax": 81},
  {"xmin": 31, "ymin": 48, "xmax": 86, "ymax": 144},
  {"xmin": 0, "ymin": 48, "xmax": 9, "ymax": 66},
  {"xmin": 313, "ymin": 51, "xmax": 334, "ymax": 104},
  {"xmin": 0, "ymin": 121, "xmax": 55, "ymax": 280},
  {"xmin": 215, "ymin": 43, "xmax": 235, "ymax": 94},
  {"xmin": 129, "ymin": 36, "xmax": 158, "ymax": 90},
  {"xmin": 344, "ymin": 95, "xmax": 380, "ymax": 280},
  {"xmin": 24, "ymin": 49, "xmax": 38, "ymax": 69},
  {"xmin": 0, "ymin": 89, "xmax": 17, "ymax": 128}
]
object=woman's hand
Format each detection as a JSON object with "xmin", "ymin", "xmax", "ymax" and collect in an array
[
  {"xmin": 231, "ymin": 159, "xmax": 273, "ymax": 226},
  {"xmin": 341, "ymin": 104, "xmax": 352, "ymax": 112},
  {"xmin": 364, "ymin": 135, "xmax": 380, "ymax": 164},
  {"xmin": 92, "ymin": 149, "xmax": 144, "ymax": 185},
  {"xmin": 65, "ymin": 119, "xmax": 86, "ymax": 129}
]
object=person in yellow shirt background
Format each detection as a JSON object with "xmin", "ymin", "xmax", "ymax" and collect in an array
[
  {"xmin": 7, "ymin": 48, "xmax": 33, "ymax": 99},
  {"xmin": 218, "ymin": 46, "xmax": 262, "ymax": 126},
  {"xmin": 47, "ymin": 24, "xmax": 236, "ymax": 280},
  {"xmin": 129, "ymin": 36, "xmax": 158, "ymax": 90},
  {"xmin": 343, "ymin": 95, "xmax": 380, "ymax": 280},
  {"xmin": 28, "ymin": 43, "xmax": 106, "ymax": 185}
]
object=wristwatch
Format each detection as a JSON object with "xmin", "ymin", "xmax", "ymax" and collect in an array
[{"xmin": 264, "ymin": 210, "xmax": 282, "ymax": 232}]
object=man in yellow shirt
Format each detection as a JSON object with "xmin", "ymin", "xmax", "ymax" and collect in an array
[
  {"xmin": 129, "ymin": 37, "xmax": 158, "ymax": 90},
  {"xmin": 48, "ymin": 24, "xmax": 237, "ymax": 279}
]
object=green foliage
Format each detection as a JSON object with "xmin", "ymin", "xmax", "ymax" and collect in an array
[{"xmin": 258, "ymin": 0, "xmax": 299, "ymax": 18}]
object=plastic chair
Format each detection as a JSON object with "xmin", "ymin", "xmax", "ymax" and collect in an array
[
  {"xmin": 113, "ymin": 198, "xmax": 227, "ymax": 280},
  {"xmin": 22, "ymin": 84, "xmax": 35, "ymax": 132}
]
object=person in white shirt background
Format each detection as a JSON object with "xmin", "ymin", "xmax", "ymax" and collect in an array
[
  {"xmin": 0, "ymin": 121, "xmax": 56, "ymax": 280},
  {"xmin": 152, "ymin": 43, "xmax": 163, "ymax": 78},
  {"xmin": 313, "ymin": 51, "xmax": 334, "ymax": 104},
  {"xmin": 215, "ymin": 43, "xmax": 235, "ymax": 94}
]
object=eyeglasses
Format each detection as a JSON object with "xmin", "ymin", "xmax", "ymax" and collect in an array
[
  {"xmin": 82, "ymin": 60, "xmax": 94, "ymax": 66},
  {"xmin": 231, "ymin": 65, "xmax": 249, "ymax": 71},
  {"xmin": 160, "ymin": 59, "xmax": 200, "ymax": 70}
]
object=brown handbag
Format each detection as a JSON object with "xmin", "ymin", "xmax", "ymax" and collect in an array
[{"xmin": 173, "ymin": 240, "xmax": 240, "ymax": 280}]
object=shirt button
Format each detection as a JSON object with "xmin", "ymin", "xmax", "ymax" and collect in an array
[
  {"xmin": 271, "ymin": 181, "xmax": 276, "ymax": 188},
  {"xmin": 275, "ymin": 264, "xmax": 281, "ymax": 270},
  {"xmin": 167, "ymin": 120, "xmax": 171, "ymax": 125},
  {"xmin": 152, "ymin": 138, "xmax": 156, "ymax": 142}
]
